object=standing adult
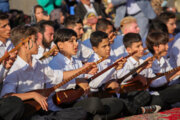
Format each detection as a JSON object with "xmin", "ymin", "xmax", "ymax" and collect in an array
[
  {"xmin": 109, "ymin": 0, "xmax": 156, "ymax": 38},
  {"xmin": 74, "ymin": 0, "xmax": 106, "ymax": 21}
]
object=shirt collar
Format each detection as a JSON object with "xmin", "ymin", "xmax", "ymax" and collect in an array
[
  {"xmin": 17, "ymin": 56, "xmax": 38, "ymax": 71},
  {"xmin": 56, "ymin": 53, "xmax": 74, "ymax": 65},
  {"xmin": 154, "ymin": 57, "xmax": 166, "ymax": 68},
  {"xmin": 129, "ymin": 56, "xmax": 139, "ymax": 65}
]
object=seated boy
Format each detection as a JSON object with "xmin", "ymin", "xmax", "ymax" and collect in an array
[
  {"xmin": 49, "ymin": 29, "xmax": 124, "ymax": 120},
  {"xmin": 0, "ymin": 25, "xmax": 96, "ymax": 120},
  {"xmin": 146, "ymin": 31, "xmax": 180, "ymax": 107},
  {"xmin": 88, "ymin": 31, "xmax": 161, "ymax": 116}
]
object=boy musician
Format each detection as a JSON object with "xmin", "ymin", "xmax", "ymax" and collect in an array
[
  {"xmin": 64, "ymin": 15, "xmax": 93, "ymax": 62},
  {"xmin": 88, "ymin": 31, "xmax": 161, "ymax": 117},
  {"xmin": 0, "ymin": 12, "xmax": 24, "ymax": 120},
  {"xmin": 0, "ymin": 25, "xmax": 97, "ymax": 120},
  {"xmin": 146, "ymin": 31, "xmax": 180, "ymax": 108},
  {"xmin": 49, "ymin": 28, "xmax": 125, "ymax": 120}
]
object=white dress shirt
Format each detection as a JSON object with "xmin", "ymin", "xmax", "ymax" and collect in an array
[
  {"xmin": 152, "ymin": 57, "xmax": 179, "ymax": 85},
  {"xmin": 0, "ymin": 39, "xmax": 14, "ymax": 83},
  {"xmin": 0, "ymin": 56, "xmax": 63, "ymax": 111},
  {"xmin": 33, "ymin": 43, "xmax": 55, "ymax": 64},
  {"xmin": 73, "ymin": 40, "xmax": 94, "ymax": 62},
  {"xmin": 49, "ymin": 53, "xmax": 84, "ymax": 91},
  {"xmin": 124, "ymin": 57, "xmax": 167, "ymax": 88},
  {"xmin": 87, "ymin": 53, "xmax": 126, "ymax": 91},
  {"xmin": 111, "ymin": 35, "xmax": 128, "ymax": 59},
  {"xmin": 169, "ymin": 33, "xmax": 180, "ymax": 68}
]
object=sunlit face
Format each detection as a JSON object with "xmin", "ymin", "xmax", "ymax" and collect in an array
[
  {"xmin": 28, "ymin": 35, "xmax": 39, "ymax": 55},
  {"xmin": 60, "ymin": 12, "xmax": 65, "ymax": 24},
  {"xmin": 93, "ymin": 38, "xmax": 111, "ymax": 58},
  {"xmin": 0, "ymin": 19, "xmax": 11, "ymax": 41},
  {"xmin": 105, "ymin": 25, "xmax": 114, "ymax": 44},
  {"xmin": 81, "ymin": 0, "xmax": 91, "ymax": 5},
  {"xmin": 127, "ymin": 41, "xmax": 144, "ymax": 60},
  {"xmin": 154, "ymin": 43, "xmax": 168, "ymax": 57},
  {"xmin": 35, "ymin": 7, "xmax": 44, "ymax": 22},
  {"xmin": 58, "ymin": 36, "xmax": 78, "ymax": 59},
  {"xmin": 73, "ymin": 23, "xmax": 84, "ymax": 39},
  {"xmin": 166, "ymin": 18, "xmax": 177, "ymax": 34},
  {"xmin": 125, "ymin": 22, "xmax": 140, "ymax": 34},
  {"xmin": 42, "ymin": 25, "xmax": 54, "ymax": 48}
]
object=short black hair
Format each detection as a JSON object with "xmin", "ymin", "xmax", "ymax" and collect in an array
[
  {"xmin": 146, "ymin": 32, "xmax": 169, "ymax": 54},
  {"xmin": 148, "ymin": 19, "xmax": 168, "ymax": 34},
  {"xmin": 90, "ymin": 31, "xmax": 108, "ymax": 47},
  {"xmin": 158, "ymin": 11, "xmax": 176, "ymax": 24},
  {"xmin": 64, "ymin": 15, "xmax": 82, "ymax": 28},
  {"xmin": 37, "ymin": 20, "xmax": 55, "ymax": 34},
  {"xmin": 96, "ymin": 18, "xmax": 114, "ymax": 32},
  {"xmin": 123, "ymin": 33, "xmax": 142, "ymax": 48},
  {"xmin": 0, "ymin": 12, "xmax": 9, "ymax": 20},
  {"xmin": 54, "ymin": 28, "xmax": 77, "ymax": 44}
]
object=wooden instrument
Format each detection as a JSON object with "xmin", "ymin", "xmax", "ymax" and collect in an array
[
  {"xmin": 117, "ymin": 51, "xmax": 150, "ymax": 84},
  {"xmin": 39, "ymin": 45, "xmax": 58, "ymax": 60},
  {"xmin": 0, "ymin": 36, "xmax": 31, "ymax": 64},
  {"xmin": 52, "ymin": 57, "xmax": 106, "ymax": 106},
  {"xmin": 23, "ymin": 57, "xmax": 106, "ymax": 117},
  {"xmin": 53, "ymin": 51, "xmax": 138, "ymax": 103},
  {"xmin": 112, "ymin": 58, "xmax": 180, "ymax": 94}
]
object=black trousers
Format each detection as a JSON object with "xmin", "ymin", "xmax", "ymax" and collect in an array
[
  {"xmin": 0, "ymin": 96, "xmax": 24, "ymax": 120},
  {"xmin": 73, "ymin": 97, "xmax": 124, "ymax": 120},
  {"xmin": 120, "ymin": 90, "xmax": 164, "ymax": 115},
  {"xmin": 158, "ymin": 84, "xmax": 180, "ymax": 108}
]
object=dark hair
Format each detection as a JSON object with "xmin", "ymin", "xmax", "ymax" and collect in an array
[
  {"xmin": 54, "ymin": 28, "xmax": 77, "ymax": 44},
  {"xmin": 37, "ymin": 20, "xmax": 55, "ymax": 34},
  {"xmin": 146, "ymin": 32, "xmax": 169, "ymax": 54},
  {"xmin": 123, "ymin": 33, "xmax": 142, "ymax": 48},
  {"xmin": 90, "ymin": 31, "xmax": 108, "ymax": 47},
  {"xmin": 64, "ymin": 15, "xmax": 82, "ymax": 28},
  {"xmin": 34, "ymin": 5, "xmax": 44, "ymax": 14},
  {"xmin": 158, "ymin": 11, "xmax": 176, "ymax": 24},
  {"xmin": 148, "ymin": 19, "xmax": 168, "ymax": 34},
  {"xmin": 0, "ymin": 12, "xmax": 9, "ymax": 20},
  {"xmin": 96, "ymin": 18, "xmax": 114, "ymax": 31},
  {"xmin": 10, "ymin": 25, "xmax": 37, "ymax": 46}
]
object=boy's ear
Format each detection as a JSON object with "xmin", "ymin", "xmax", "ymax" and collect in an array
[
  {"xmin": 153, "ymin": 45, "xmax": 158, "ymax": 54},
  {"xmin": 126, "ymin": 47, "xmax": 132, "ymax": 54},
  {"xmin": 57, "ymin": 42, "xmax": 63, "ymax": 50},
  {"xmin": 92, "ymin": 46, "xmax": 98, "ymax": 53}
]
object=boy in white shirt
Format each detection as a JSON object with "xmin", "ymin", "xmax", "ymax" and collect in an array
[
  {"xmin": 146, "ymin": 31, "xmax": 180, "ymax": 108},
  {"xmin": 1, "ymin": 25, "xmax": 94, "ymax": 120},
  {"xmin": 49, "ymin": 28, "xmax": 125, "ymax": 119},
  {"xmin": 88, "ymin": 31, "xmax": 161, "ymax": 117}
]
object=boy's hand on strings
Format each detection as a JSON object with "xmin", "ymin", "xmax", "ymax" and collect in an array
[
  {"xmin": 33, "ymin": 92, "xmax": 48, "ymax": 111},
  {"xmin": 76, "ymin": 78, "xmax": 90, "ymax": 94},
  {"xmin": 83, "ymin": 62, "xmax": 98, "ymax": 75},
  {"xmin": 3, "ymin": 50, "xmax": 18, "ymax": 69},
  {"xmin": 115, "ymin": 57, "xmax": 127, "ymax": 70}
]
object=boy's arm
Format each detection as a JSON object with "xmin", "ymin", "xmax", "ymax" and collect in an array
[{"xmin": 5, "ymin": 92, "xmax": 48, "ymax": 111}]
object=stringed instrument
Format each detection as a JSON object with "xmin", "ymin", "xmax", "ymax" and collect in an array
[
  {"xmin": 39, "ymin": 45, "xmax": 58, "ymax": 60},
  {"xmin": 52, "ymin": 57, "xmax": 106, "ymax": 107},
  {"xmin": 0, "ymin": 36, "xmax": 31, "ymax": 64},
  {"xmin": 23, "ymin": 57, "xmax": 106, "ymax": 117},
  {"xmin": 117, "ymin": 65, "xmax": 180, "ymax": 93},
  {"xmin": 53, "ymin": 51, "xmax": 139, "ymax": 103}
]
